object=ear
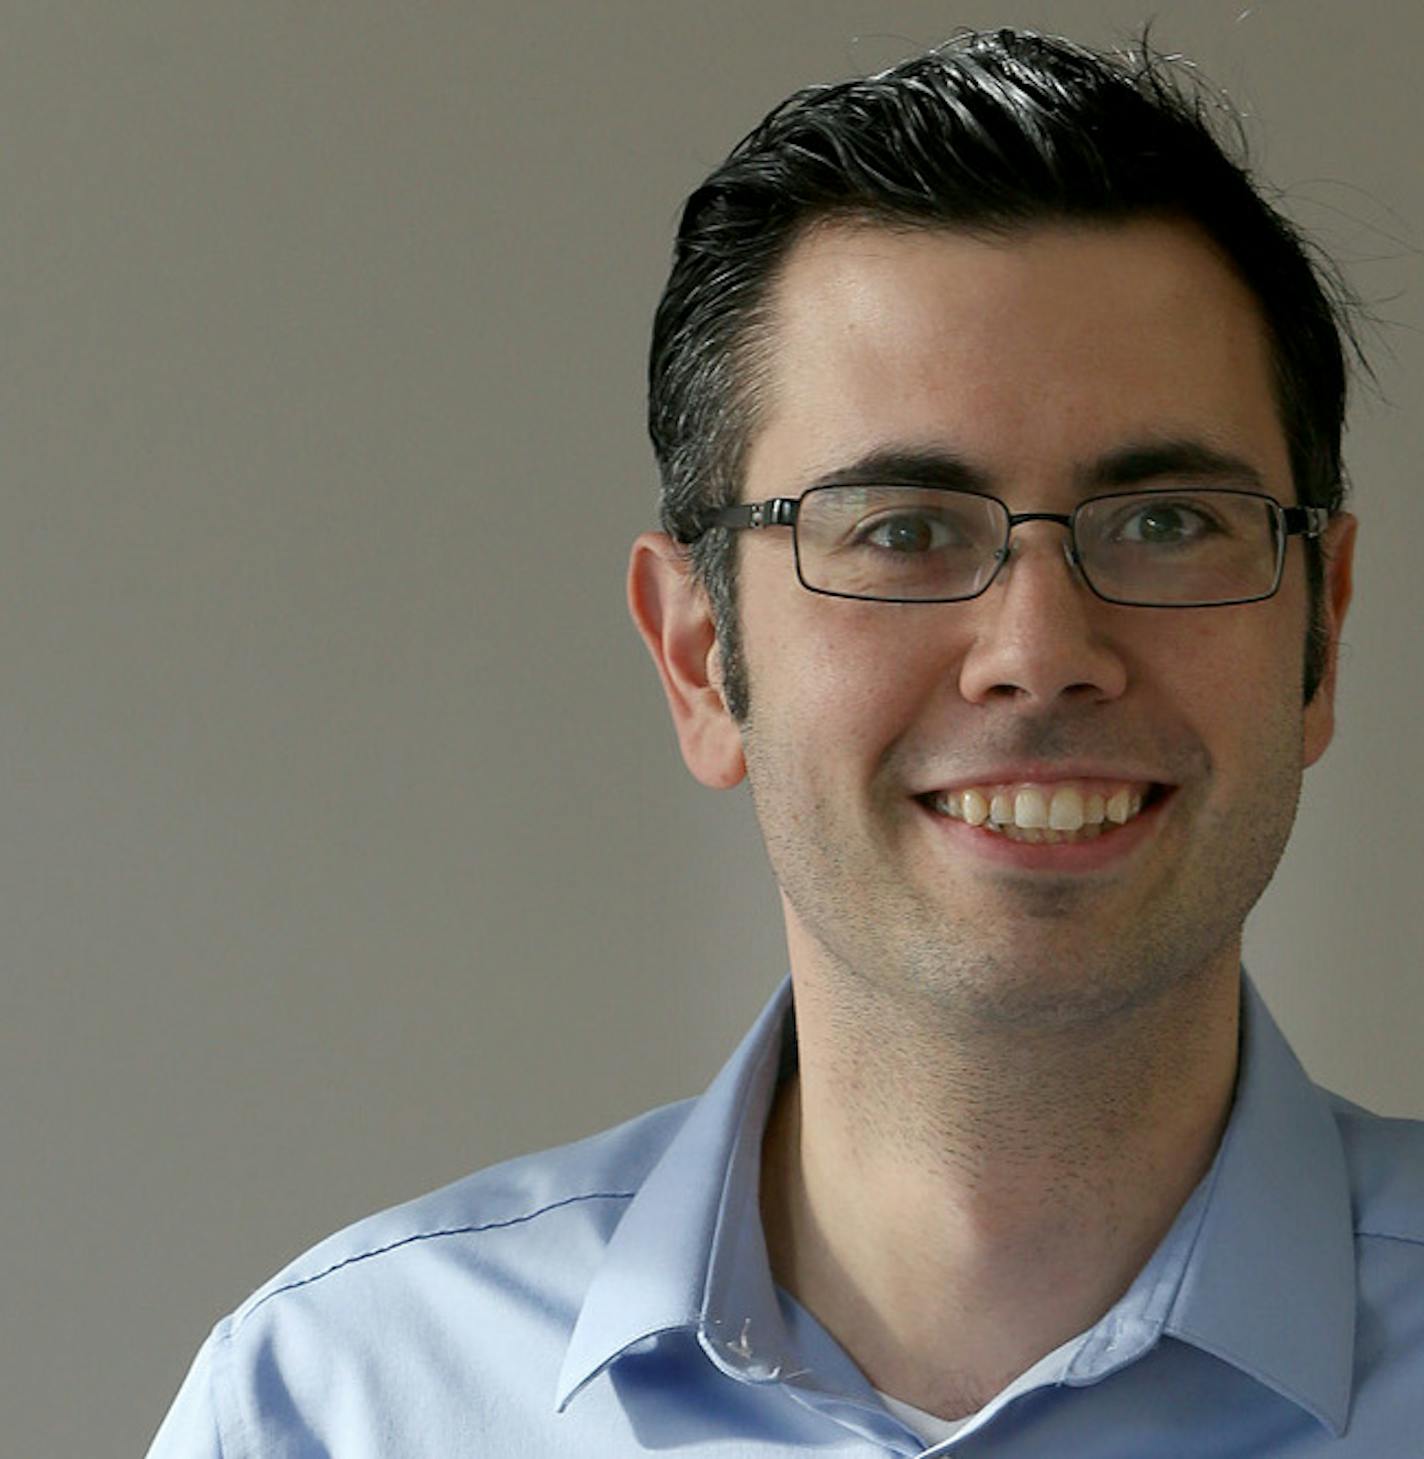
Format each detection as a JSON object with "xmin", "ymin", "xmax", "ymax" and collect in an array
[
  {"xmin": 1302, "ymin": 511, "xmax": 1357, "ymax": 768},
  {"xmin": 627, "ymin": 532, "xmax": 746, "ymax": 789}
]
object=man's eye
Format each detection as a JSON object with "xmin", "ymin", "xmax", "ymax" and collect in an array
[
  {"xmin": 1112, "ymin": 500, "xmax": 1221, "ymax": 546},
  {"xmin": 857, "ymin": 514, "xmax": 952, "ymax": 553}
]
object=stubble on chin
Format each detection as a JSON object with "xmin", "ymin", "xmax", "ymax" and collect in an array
[
  {"xmin": 740, "ymin": 673, "xmax": 1304, "ymax": 1049},
  {"xmin": 757, "ymin": 772, "xmax": 1300, "ymax": 1053}
]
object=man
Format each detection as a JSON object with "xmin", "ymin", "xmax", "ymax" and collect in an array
[{"xmin": 148, "ymin": 30, "xmax": 1421, "ymax": 1457}]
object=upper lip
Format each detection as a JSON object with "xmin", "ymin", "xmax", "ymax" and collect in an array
[{"xmin": 918, "ymin": 764, "xmax": 1175, "ymax": 794}]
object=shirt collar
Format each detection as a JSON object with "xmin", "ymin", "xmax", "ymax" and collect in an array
[
  {"xmin": 554, "ymin": 977, "xmax": 794, "ymax": 1410},
  {"xmin": 556, "ymin": 969, "xmax": 1357, "ymax": 1434},
  {"xmin": 1160, "ymin": 971, "xmax": 1356, "ymax": 1434}
]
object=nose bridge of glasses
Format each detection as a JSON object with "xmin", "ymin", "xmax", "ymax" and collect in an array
[{"xmin": 996, "ymin": 509, "xmax": 1081, "ymax": 577}]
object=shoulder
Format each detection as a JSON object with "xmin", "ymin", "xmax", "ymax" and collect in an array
[
  {"xmin": 147, "ymin": 1098, "xmax": 697, "ymax": 1457},
  {"xmin": 227, "ymin": 1094, "xmax": 694, "ymax": 1336},
  {"xmin": 1321, "ymin": 1088, "xmax": 1424, "ymax": 1245}
]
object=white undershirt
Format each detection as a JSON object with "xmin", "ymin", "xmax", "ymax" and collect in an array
[
  {"xmin": 874, "ymin": 1389, "xmax": 973, "ymax": 1445},
  {"xmin": 872, "ymin": 1326, "xmax": 1092, "ymax": 1449}
]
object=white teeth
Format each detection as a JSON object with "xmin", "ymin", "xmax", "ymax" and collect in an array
[
  {"xmin": 961, "ymin": 788, "xmax": 990, "ymax": 826},
  {"xmin": 1014, "ymin": 788, "xmax": 1049, "ymax": 829},
  {"xmin": 929, "ymin": 780, "xmax": 1154, "ymax": 836},
  {"xmin": 1048, "ymin": 786, "xmax": 1085, "ymax": 831}
]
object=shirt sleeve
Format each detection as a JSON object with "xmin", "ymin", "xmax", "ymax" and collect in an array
[{"xmin": 144, "ymin": 1331, "xmax": 229, "ymax": 1459}]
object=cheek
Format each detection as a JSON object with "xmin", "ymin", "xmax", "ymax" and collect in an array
[
  {"xmin": 1154, "ymin": 609, "xmax": 1302, "ymax": 762},
  {"xmin": 744, "ymin": 594, "xmax": 928, "ymax": 758}
]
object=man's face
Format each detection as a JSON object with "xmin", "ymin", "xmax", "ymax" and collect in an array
[{"xmin": 723, "ymin": 217, "xmax": 1354, "ymax": 1029}]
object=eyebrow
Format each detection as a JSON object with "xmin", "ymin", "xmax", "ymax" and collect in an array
[
  {"xmin": 804, "ymin": 447, "xmax": 990, "ymax": 495},
  {"xmin": 1083, "ymin": 440, "xmax": 1266, "ymax": 493},
  {"xmin": 799, "ymin": 439, "xmax": 1267, "ymax": 497}
]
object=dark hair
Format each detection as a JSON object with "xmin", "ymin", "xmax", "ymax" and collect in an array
[{"xmin": 647, "ymin": 28, "xmax": 1360, "ymax": 722}]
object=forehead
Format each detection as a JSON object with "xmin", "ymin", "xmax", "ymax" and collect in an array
[{"xmin": 744, "ymin": 217, "xmax": 1288, "ymax": 497}]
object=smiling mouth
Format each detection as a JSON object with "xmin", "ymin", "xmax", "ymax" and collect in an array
[{"xmin": 916, "ymin": 781, "xmax": 1174, "ymax": 845}]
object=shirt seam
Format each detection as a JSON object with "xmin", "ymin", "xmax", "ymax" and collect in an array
[
  {"xmin": 209, "ymin": 1316, "xmax": 245, "ymax": 1459},
  {"xmin": 232, "ymin": 1188, "xmax": 635, "ymax": 1335},
  {"xmin": 1355, "ymin": 1227, "xmax": 1424, "ymax": 1246}
]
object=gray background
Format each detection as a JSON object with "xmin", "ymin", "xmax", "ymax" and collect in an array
[{"xmin": 1, "ymin": 3, "xmax": 1419, "ymax": 1455}]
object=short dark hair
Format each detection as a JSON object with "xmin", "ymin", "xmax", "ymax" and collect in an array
[{"xmin": 647, "ymin": 28, "xmax": 1361, "ymax": 722}]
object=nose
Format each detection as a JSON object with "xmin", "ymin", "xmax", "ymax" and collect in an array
[{"xmin": 956, "ymin": 521, "xmax": 1129, "ymax": 706}]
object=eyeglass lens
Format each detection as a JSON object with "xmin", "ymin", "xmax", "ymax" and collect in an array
[{"xmin": 793, "ymin": 486, "xmax": 1284, "ymax": 606}]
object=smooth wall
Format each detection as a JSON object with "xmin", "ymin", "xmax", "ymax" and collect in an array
[{"xmin": 2, "ymin": 4, "xmax": 1420, "ymax": 1456}]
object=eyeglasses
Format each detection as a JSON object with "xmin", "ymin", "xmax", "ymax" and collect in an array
[{"xmin": 695, "ymin": 484, "xmax": 1328, "ymax": 607}]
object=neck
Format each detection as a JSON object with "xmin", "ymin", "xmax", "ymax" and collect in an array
[{"xmin": 759, "ymin": 952, "xmax": 1241, "ymax": 1421}]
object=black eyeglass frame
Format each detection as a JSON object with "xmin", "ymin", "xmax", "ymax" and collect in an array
[{"xmin": 691, "ymin": 484, "xmax": 1330, "ymax": 608}]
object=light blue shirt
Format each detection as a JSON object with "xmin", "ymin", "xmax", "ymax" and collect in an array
[{"xmin": 147, "ymin": 971, "xmax": 1424, "ymax": 1456}]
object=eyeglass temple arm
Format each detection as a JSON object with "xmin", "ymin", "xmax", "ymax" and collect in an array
[
  {"xmin": 1284, "ymin": 505, "xmax": 1330, "ymax": 538},
  {"xmin": 677, "ymin": 498, "xmax": 799, "ymax": 543},
  {"xmin": 716, "ymin": 499, "xmax": 799, "ymax": 530}
]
